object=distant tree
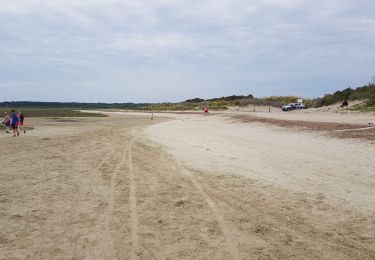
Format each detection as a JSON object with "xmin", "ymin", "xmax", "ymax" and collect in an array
[{"xmin": 185, "ymin": 98, "xmax": 205, "ymax": 103}]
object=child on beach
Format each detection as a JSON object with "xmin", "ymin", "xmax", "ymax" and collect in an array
[
  {"xmin": 2, "ymin": 112, "xmax": 11, "ymax": 133},
  {"xmin": 11, "ymin": 110, "xmax": 19, "ymax": 137},
  {"xmin": 203, "ymin": 105, "xmax": 209, "ymax": 116},
  {"xmin": 18, "ymin": 111, "xmax": 26, "ymax": 134}
]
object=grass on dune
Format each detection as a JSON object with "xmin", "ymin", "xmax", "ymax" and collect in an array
[{"xmin": 349, "ymin": 104, "xmax": 375, "ymax": 112}]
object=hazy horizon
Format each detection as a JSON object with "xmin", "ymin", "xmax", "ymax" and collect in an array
[{"xmin": 1, "ymin": 0, "xmax": 374, "ymax": 103}]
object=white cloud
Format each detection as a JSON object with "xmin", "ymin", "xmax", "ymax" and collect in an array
[
  {"xmin": 0, "ymin": 0, "xmax": 374, "ymax": 101},
  {"xmin": 106, "ymin": 33, "xmax": 195, "ymax": 52}
]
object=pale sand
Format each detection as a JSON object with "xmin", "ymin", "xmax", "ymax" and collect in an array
[
  {"xmin": 1, "ymin": 111, "xmax": 374, "ymax": 259},
  {"xmin": 227, "ymin": 105, "xmax": 375, "ymax": 125},
  {"xmin": 145, "ymin": 114, "xmax": 375, "ymax": 212}
]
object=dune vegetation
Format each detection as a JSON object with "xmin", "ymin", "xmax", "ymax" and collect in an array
[
  {"xmin": 2, "ymin": 82, "xmax": 374, "ymax": 113},
  {"xmin": 316, "ymin": 83, "xmax": 375, "ymax": 108},
  {"xmin": 134, "ymin": 82, "xmax": 375, "ymax": 111}
]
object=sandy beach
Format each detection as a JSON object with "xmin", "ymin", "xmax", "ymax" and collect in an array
[{"xmin": 1, "ymin": 109, "xmax": 374, "ymax": 259}]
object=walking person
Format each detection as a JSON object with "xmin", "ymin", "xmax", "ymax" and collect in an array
[
  {"xmin": 11, "ymin": 110, "xmax": 19, "ymax": 137},
  {"xmin": 2, "ymin": 112, "xmax": 11, "ymax": 133},
  {"xmin": 18, "ymin": 111, "xmax": 26, "ymax": 134},
  {"xmin": 203, "ymin": 105, "xmax": 209, "ymax": 116}
]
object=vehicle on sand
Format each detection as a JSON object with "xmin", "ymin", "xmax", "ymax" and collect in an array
[{"xmin": 282, "ymin": 103, "xmax": 305, "ymax": 111}]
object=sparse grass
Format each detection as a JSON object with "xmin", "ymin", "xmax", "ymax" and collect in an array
[
  {"xmin": 136, "ymin": 103, "xmax": 200, "ymax": 111},
  {"xmin": 136, "ymin": 101, "xmax": 230, "ymax": 111},
  {"xmin": 0, "ymin": 108, "xmax": 107, "ymax": 118},
  {"xmin": 225, "ymin": 96, "xmax": 316, "ymax": 108},
  {"xmin": 349, "ymin": 104, "xmax": 375, "ymax": 112}
]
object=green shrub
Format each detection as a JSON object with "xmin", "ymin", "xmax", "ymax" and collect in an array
[{"xmin": 210, "ymin": 100, "xmax": 228, "ymax": 110}]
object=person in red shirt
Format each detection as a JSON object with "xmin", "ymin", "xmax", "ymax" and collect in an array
[
  {"xmin": 18, "ymin": 111, "xmax": 26, "ymax": 134},
  {"xmin": 203, "ymin": 105, "xmax": 209, "ymax": 116}
]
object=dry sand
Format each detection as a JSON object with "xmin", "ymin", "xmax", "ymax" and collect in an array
[{"xmin": 1, "ymin": 110, "xmax": 374, "ymax": 259}]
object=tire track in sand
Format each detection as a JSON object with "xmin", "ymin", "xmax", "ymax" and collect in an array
[
  {"xmin": 182, "ymin": 168, "xmax": 240, "ymax": 260},
  {"xmin": 71, "ymin": 133, "xmax": 122, "ymax": 259},
  {"xmin": 103, "ymin": 140, "xmax": 127, "ymax": 259},
  {"xmin": 99, "ymin": 133, "xmax": 132, "ymax": 259},
  {"xmin": 90, "ymin": 133, "xmax": 123, "ymax": 201},
  {"xmin": 127, "ymin": 135, "xmax": 140, "ymax": 259},
  {"xmin": 104, "ymin": 133, "xmax": 139, "ymax": 259}
]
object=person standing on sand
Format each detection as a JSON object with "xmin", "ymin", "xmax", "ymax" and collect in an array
[
  {"xmin": 18, "ymin": 111, "xmax": 26, "ymax": 134},
  {"xmin": 203, "ymin": 105, "xmax": 209, "ymax": 116},
  {"xmin": 2, "ymin": 112, "xmax": 11, "ymax": 133},
  {"xmin": 11, "ymin": 110, "xmax": 19, "ymax": 137}
]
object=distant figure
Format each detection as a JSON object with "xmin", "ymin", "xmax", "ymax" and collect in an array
[
  {"xmin": 18, "ymin": 111, "xmax": 26, "ymax": 134},
  {"xmin": 339, "ymin": 100, "xmax": 348, "ymax": 108},
  {"xmin": 2, "ymin": 112, "xmax": 11, "ymax": 133},
  {"xmin": 203, "ymin": 105, "xmax": 209, "ymax": 116},
  {"xmin": 11, "ymin": 110, "xmax": 19, "ymax": 137}
]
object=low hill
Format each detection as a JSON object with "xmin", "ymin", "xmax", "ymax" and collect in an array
[{"xmin": 316, "ymin": 83, "xmax": 375, "ymax": 110}]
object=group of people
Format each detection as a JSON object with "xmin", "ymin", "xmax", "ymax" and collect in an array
[{"xmin": 2, "ymin": 110, "xmax": 26, "ymax": 137}]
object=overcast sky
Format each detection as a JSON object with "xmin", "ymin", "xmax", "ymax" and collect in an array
[{"xmin": 0, "ymin": 0, "xmax": 374, "ymax": 102}]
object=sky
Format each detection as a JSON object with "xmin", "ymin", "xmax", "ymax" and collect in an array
[{"xmin": 0, "ymin": 0, "xmax": 374, "ymax": 103}]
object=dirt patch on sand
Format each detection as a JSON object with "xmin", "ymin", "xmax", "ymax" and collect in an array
[
  {"xmin": 331, "ymin": 127, "xmax": 375, "ymax": 141},
  {"xmin": 229, "ymin": 114, "xmax": 375, "ymax": 141}
]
